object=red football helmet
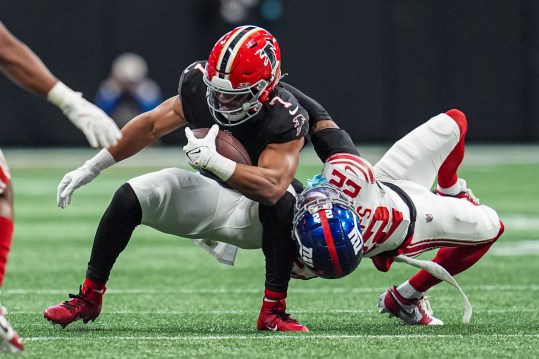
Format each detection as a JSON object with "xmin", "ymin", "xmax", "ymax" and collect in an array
[{"xmin": 204, "ymin": 25, "xmax": 282, "ymax": 126}]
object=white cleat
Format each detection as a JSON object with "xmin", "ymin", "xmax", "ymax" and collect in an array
[
  {"xmin": 378, "ymin": 287, "xmax": 443, "ymax": 325},
  {"xmin": 0, "ymin": 307, "xmax": 24, "ymax": 353}
]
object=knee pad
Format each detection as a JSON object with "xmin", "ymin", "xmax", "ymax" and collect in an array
[{"xmin": 105, "ymin": 183, "xmax": 142, "ymax": 225}]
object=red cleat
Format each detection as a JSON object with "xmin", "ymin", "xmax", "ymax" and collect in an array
[
  {"xmin": 256, "ymin": 298, "xmax": 309, "ymax": 332},
  {"xmin": 44, "ymin": 284, "xmax": 104, "ymax": 328},
  {"xmin": 0, "ymin": 307, "xmax": 24, "ymax": 354}
]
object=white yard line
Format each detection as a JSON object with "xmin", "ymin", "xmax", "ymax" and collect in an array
[
  {"xmin": 491, "ymin": 240, "xmax": 539, "ymax": 256},
  {"xmin": 22, "ymin": 334, "xmax": 539, "ymax": 341},
  {"xmin": 4, "ymin": 145, "xmax": 539, "ymax": 169},
  {"xmin": 5, "ymin": 284, "xmax": 539, "ymax": 296},
  {"xmin": 501, "ymin": 215, "xmax": 539, "ymax": 230},
  {"xmin": 10, "ymin": 308, "xmax": 539, "ymax": 315}
]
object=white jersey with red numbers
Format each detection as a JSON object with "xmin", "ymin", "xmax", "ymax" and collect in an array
[
  {"xmin": 323, "ymin": 113, "xmax": 502, "ymax": 261},
  {"xmin": 322, "ymin": 153, "xmax": 412, "ymax": 257},
  {"xmin": 292, "ymin": 113, "xmax": 502, "ymax": 279},
  {"xmin": 0, "ymin": 149, "xmax": 11, "ymax": 194}
]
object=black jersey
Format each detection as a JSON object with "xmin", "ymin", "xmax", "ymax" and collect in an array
[{"xmin": 178, "ymin": 61, "xmax": 309, "ymax": 165}]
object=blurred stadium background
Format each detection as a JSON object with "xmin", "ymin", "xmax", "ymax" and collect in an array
[
  {"xmin": 1, "ymin": 1, "xmax": 539, "ymax": 358},
  {"xmin": 1, "ymin": 0, "xmax": 539, "ymax": 146}
]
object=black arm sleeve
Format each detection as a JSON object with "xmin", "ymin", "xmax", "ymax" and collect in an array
[
  {"xmin": 311, "ymin": 128, "xmax": 360, "ymax": 162},
  {"xmin": 280, "ymin": 82, "xmax": 332, "ymax": 124}
]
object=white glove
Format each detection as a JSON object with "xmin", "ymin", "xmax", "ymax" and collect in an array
[
  {"xmin": 57, "ymin": 149, "xmax": 116, "ymax": 208},
  {"xmin": 183, "ymin": 124, "xmax": 219, "ymax": 168},
  {"xmin": 183, "ymin": 124, "xmax": 236, "ymax": 181},
  {"xmin": 47, "ymin": 82, "xmax": 122, "ymax": 148},
  {"xmin": 57, "ymin": 164, "xmax": 99, "ymax": 209}
]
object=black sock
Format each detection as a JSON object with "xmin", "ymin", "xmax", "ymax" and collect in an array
[{"xmin": 86, "ymin": 183, "xmax": 142, "ymax": 282}]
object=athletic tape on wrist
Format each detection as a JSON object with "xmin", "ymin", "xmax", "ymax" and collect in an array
[
  {"xmin": 203, "ymin": 151, "xmax": 236, "ymax": 181},
  {"xmin": 46, "ymin": 81, "xmax": 80, "ymax": 108},
  {"xmin": 86, "ymin": 149, "xmax": 117, "ymax": 172}
]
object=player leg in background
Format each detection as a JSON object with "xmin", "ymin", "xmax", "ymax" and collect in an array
[{"xmin": 0, "ymin": 153, "xmax": 24, "ymax": 353}]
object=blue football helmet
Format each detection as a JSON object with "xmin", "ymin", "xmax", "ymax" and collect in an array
[{"xmin": 292, "ymin": 182, "xmax": 364, "ymax": 279}]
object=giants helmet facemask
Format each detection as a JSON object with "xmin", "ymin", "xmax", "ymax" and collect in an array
[
  {"xmin": 293, "ymin": 183, "xmax": 364, "ymax": 279},
  {"xmin": 204, "ymin": 25, "xmax": 282, "ymax": 126}
]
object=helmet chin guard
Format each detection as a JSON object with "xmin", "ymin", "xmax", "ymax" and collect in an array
[
  {"xmin": 204, "ymin": 25, "xmax": 281, "ymax": 127},
  {"xmin": 293, "ymin": 182, "xmax": 364, "ymax": 279}
]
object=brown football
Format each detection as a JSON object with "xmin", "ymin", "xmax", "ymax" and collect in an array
[{"xmin": 191, "ymin": 128, "xmax": 252, "ymax": 166}]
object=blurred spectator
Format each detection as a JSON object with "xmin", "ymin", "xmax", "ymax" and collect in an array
[
  {"xmin": 218, "ymin": 0, "xmax": 283, "ymax": 24},
  {"xmin": 95, "ymin": 53, "xmax": 162, "ymax": 128}
]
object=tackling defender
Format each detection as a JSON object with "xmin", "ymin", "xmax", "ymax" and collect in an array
[
  {"xmin": 0, "ymin": 22, "xmax": 122, "ymax": 353},
  {"xmin": 44, "ymin": 25, "xmax": 320, "ymax": 331},
  {"xmin": 292, "ymin": 109, "xmax": 504, "ymax": 325}
]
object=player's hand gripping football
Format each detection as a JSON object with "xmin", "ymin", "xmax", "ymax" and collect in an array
[
  {"xmin": 61, "ymin": 94, "xmax": 122, "ymax": 148},
  {"xmin": 57, "ymin": 164, "xmax": 100, "ymax": 209},
  {"xmin": 183, "ymin": 124, "xmax": 236, "ymax": 181},
  {"xmin": 183, "ymin": 124, "xmax": 219, "ymax": 169}
]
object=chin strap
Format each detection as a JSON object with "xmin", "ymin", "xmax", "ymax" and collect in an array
[{"xmin": 395, "ymin": 255, "xmax": 472, "ymax": 324}]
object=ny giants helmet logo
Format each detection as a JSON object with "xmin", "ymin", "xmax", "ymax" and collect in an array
[
  {"xmin": 348, "ymin": 225, "xmax": 363, "ymax": 255},
  {"xmin": 299, "ymin": 243, "xmax": 314, "ymax": 267},
  {"xmin": 254, "ymin": 40, "xmax": 278, "ymax": 69}
]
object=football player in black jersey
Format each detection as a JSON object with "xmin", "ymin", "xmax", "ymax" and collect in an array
[{"xmin": 42, "ymin": 25, "xmax": 317, "ymax": 331}]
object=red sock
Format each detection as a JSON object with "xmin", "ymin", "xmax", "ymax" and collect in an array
[
  {"xmin": 83, "ymin": 278, "xmax": 107, "ymax": 301},
  {"xmin": 264, "ymin": 289, "xmax": 287, "ymax": 301},
  {"xmin": 0, "ymin": 216, "xmax": 14, "ymax": 287},
  {"xmin": 437, "ymin": 109, "xmax": 467, "ymax": 188},
  {"xmin": 410, "ymin": 221, "xmax": 504, "ymax": 292}
]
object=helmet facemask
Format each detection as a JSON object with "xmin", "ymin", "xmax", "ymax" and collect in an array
[{"xmin": 203, "ymin": 75, "xmax": 269, "ymax": 126}]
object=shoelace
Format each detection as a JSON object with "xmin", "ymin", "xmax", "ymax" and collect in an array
[
  {"xmin": 61, "ymin": 292, "xmax": 92, "ymax": 312},
  {"xmin": 272, "ymin": 309, "xmax": 298, "ymax": 323},
  {"xmin": 462, "ymin": 189, "xmax": 480, "ymax": 204},
  {"xmin": 417, "ymin": 296, "xmax": 433, "ymax": 316}
]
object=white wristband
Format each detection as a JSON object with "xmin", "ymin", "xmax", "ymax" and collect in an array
[
  {"xmin": 202, "ymin": 152, "xmax": 237, "ymax": 182},
  {"xmin": 46, "ymin": 81, "xmax": 80, "ymax": 108},
  {"xmin": 85, "ymin": 149, "xmax": 117, "ymax": 172}
]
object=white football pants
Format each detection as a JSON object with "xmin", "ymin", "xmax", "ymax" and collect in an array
[
  {"xmin": 374, "ymin": 113, "xmax": 501, "ymax": 256},
  {"xmin": 128, "ymin": 168, "xmax": 262, "ymax": 249}
]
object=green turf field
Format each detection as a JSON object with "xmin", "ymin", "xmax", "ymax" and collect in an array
[{"xmin": 3, "ymin": 147, "xmax": 539, "ymax": 358}]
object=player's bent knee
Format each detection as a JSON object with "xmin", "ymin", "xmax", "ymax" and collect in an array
[
  {"xmin": 492, "ymin": 220, "xmax": 505, "ymax": 242},
  {"xmin": 106, "ymin": 183, "xmax": 142, "ymax": 225},
  {"xmin": 445, "ymin": 109, "xmax": 467, "ymax": 137}
]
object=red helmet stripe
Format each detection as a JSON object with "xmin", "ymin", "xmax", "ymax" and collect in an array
[
  {"xmin": 319, "ymin": 209, "xmax": 343, "ymax": 277},
  {"xmin": 217, "ymin": 25, "xmax": 259, "ymax": 79}
]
